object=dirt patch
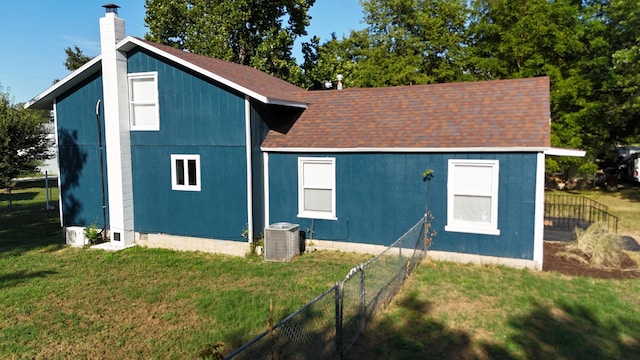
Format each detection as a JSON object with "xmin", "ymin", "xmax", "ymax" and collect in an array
[{"xmin": 543, "ymin": 241, "xmax": 640, "ymax": 279}]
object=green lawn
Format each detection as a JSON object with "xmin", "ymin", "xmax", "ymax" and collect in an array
[
  {"xmin": 347, "ymin": 187, "xmax": 640, "ymax": 359},
  {"xmin": 3, "ymin": 183, "xmax": 640, "ymax": 359},
  {"xmin": 0, "ymin": 182, "xmax": 370, "ymax": 358}
]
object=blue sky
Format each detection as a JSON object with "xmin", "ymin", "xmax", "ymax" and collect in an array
[{"xmin": 0, "ymin": 0, "xmax": 364, "ymax": 104}]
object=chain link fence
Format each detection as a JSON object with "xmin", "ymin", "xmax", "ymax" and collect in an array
[{"xmin": 225, "ymin": 215, "xmax": 430, "ymax": 359}]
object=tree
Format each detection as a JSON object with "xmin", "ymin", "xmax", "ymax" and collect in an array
[
  {"xmin": 300, "ymin": 34, "xmax": 359, "ymax": 89},
  {"xmin": 64, "ymin": 45, "xmax": 91, "ymax": 71},
  {"xmin": 144, "ymin": 0, "xmax": 315, "ymax": 83},
  {"xmin": 0, "ymin": 85, "xmax": 52, "ymax": 189},
  {"xmin": 302, "ymin": 0, "xmax": 472, "ymax": 88}
]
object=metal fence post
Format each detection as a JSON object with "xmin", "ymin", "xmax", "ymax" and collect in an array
[
  {"xmin": 398, "ymin": 238, "xmax": 403, "ymax": 276},
  {"xmin": 335, "ymin": 282, "xmax": 342, "ymax": 360},
  {"xmin": 359, "ymin": 265, "xmax": 365, "ymax": 336}
]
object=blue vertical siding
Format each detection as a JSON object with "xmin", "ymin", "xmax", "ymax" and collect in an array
[
  {"xmin": 268, "ymin": 152, "xmax": 538, "ymax": 260},
  {"xmin": 55, "ymin": 72, "xmax": 109, "ymax": 228},
  {"xmin": 127, "ymin": 49, "xmax": 248, "ymax": 241}
]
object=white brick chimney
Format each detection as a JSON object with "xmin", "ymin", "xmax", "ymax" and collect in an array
[{"xmin": 99, "ymin": 4, "xmax": 135, "ymax": 248}]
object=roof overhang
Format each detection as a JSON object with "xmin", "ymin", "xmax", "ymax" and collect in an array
[
  {"xmin": 25, "ymin": 56, "xmax": 103, "ymax": 110},
  {"xmin": 262, "ymin": 146, "xmax": 551, "ymax": 153},
  {"xmin": 25, "ymin": 36, "xmax": 308, "ymax": 110},
  {"xmin": 118, "ymin": 37, "xmax": 308, "ymax": 109},
  {"xmin": 544, "ymin": 147, "xmax": 586, "ymax": 157}
]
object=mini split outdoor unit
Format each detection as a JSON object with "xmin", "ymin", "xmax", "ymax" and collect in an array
[
  {"xmin": 264, "ymin": 222, "xmax": 300, "ymax": 261},
  {"xmin": 65, "ymin": 226, "xmax": 89, "ymax": 247}
]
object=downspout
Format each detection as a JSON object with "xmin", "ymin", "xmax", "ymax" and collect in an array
[{"xmin": 96, "ymin": 99, "xmax": 107, "ymax": 240}]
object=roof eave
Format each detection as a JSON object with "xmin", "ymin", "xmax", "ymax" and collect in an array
[
  {"xmin": 261, "ymin": 146, "xmax": 551, "ymax": 153},
  {"xmin": 25, "ymin": 56, "xmax": 103, "ymax": 110},
  {"xmin": 544, "ymin": 147, "xmax": 586, "ymax": 157},
  {"xmin": 120, "ymin": 37, "xmax": 308, "ymax": 108}
]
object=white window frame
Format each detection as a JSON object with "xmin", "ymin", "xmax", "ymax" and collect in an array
[
  {"xmin": 297, "ymin": 157, "xmax": 337, "ymax": 220},
  {"xmin": 128, "ymin": 72, "xmax": 160, "ymax": 131},
  {"xmin": 445, "ymin": 159, "xmax": 500, "ymax": 235},
  {"xmin": 171, "ymin": 154, "xmax": 201, "ymax": 191}
]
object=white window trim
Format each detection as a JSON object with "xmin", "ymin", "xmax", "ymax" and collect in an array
[
  {"xmin": 445, "ymin": 159, "xmax": 500, "ymax": 236},
  {"xmin": 297, "ymin": 157, "xmax": 337, "ymax": 220},
  {"xmin": 171, "ymin": 154, "xmax": 201, "ymax": 191},
  {"xmin": 128, "ymin": 72, "xmax": 160, "ymax": 131}
]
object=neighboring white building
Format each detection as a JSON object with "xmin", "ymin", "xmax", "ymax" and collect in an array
[{"xmin": 38, "ymin": 121, "xmax": 58, "ymax": 175}]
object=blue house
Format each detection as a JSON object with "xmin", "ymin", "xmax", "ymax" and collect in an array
[{"xmin": 27, "ymin": 7, "xmax": 553, "ymax": 268}]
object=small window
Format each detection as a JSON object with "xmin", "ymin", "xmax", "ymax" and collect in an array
[
  {"xmin": 171, "ymin": 154, "xmax": 200, "ymax": 191},
  {"xmin": 129, "ymin": 72, "xmax": 159, "ymax": 130},
  {"xmin": 445, "ymin": 159, "xmax": 500, "ymax": 235},
  {"xmin": 298, "ymin": 157, "xmax": 337, "ymax": 220}
]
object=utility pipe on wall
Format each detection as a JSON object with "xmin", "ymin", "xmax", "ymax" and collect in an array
[{"xmin": 96, "ymin": 99, "xmax": 107, "ymax": 240}]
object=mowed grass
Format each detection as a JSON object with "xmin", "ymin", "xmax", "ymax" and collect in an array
[
  {"xmin": 347, "ymin": 260, "xmax": 640, "ymax": 359},
  {"xmin": 0, "ymin": 181, "xmax": 371, "ymax": 359},
  {"xmin": 347, "ymin": 186, "xmax": 640, "ymax": 359},
  {"xmin": 560, "ymin": 186, "xmax": 640, "ymax": 239},
  {"xmin": 4, "ymin": 182, "xmax": 640, "ymax": 359}
]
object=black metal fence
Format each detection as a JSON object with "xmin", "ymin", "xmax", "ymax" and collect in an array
[
  {"xmin": 225, "ymin": 215, "xmax": 429, "ymax": 359},
  {"xmin": 544, "ymin": 194, "xmax": 618, "ymax": 233}
]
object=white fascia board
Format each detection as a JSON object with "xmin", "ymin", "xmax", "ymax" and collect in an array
[
  {"xmin": 118, "ymin": 37, "xmax": 307, "ymax": 109},
  {"xmin": 261, "ymin": 146, "xmax": 549, "ymax": 153},
  {"xmin": 25, "ymin": 56, "xmax": 103, "ymax": 110},
  {"xmin": 544, "ymin": 147, "xmax": 586, "ymax": 157},
  {"xmin": 265, "ymin": 98, "xmax": 308, "ymax": 109}
]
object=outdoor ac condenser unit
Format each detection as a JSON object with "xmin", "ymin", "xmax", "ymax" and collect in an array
[
  {"xmin": 65, "ymin": 226, "xmax": 88, "ymax": 247},
  {"xmin": 264, "ymin": 222, "xmax": 300, "ymax": 261}
]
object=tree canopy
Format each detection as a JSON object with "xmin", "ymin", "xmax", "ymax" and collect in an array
[
  {"xmin": 64, "ymin": 45, "xmax": 91, "ymax": 72},
  {"xmin": 49, "ymin": 0, "xmax": 639, "ymax": 175},
  {"xmin": 0, "ymin": 85, "xmax": 52, "ymax": 188},
  {"xmin": 299, "ymin": 0, "xmax": 640, "ymax": 173},
  {"xmin": 144, "ymin": 0, "xmax": 315, "ymax": 83}
]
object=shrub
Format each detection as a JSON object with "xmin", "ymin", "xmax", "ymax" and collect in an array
[
  {"xmin": 559, "ymin": 222, "xmax": 623, "ymax": 268},
  {"xmin": 84, "ymin": 223, "xmax": 103, "ymax": 244}
]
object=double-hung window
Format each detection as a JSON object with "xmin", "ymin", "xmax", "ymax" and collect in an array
[
  {"xmin": 128, "ymin": 72, "xmax": 159, "ymax": 130},
  {"xmin": 171, "ymin": 154, "xmax": 201, "ymax": 191},
  {"xmin": 445, "ymin": 159, "xmax": 500, "ymax": 235},
  {"xmin": 298, "ymin": 157, "xmax": 337, "ymax": 220}
]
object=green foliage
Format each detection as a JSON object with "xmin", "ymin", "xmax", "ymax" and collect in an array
[
  {"xmin": 0, "ymin": 84, "xmax": 52, "ymax": 188},
  {"xmin": 144, "ymin": 0, "xmax": 315, "ymax": 83},
  {"xmin": 83, "ymin": 223, "xmax": 103, "ymax": 244},
  {"xmin": 142, "ymin": 0, "xmax": 640, "ymax": 174},
  {"xmin": 302, "ymin": 0, "xmax": 473, "ymax": 88},
  {"xmin": 301, "ymin": 0, "xmax": 640, "ymax": 175},
  {"xmin": 560, "ymin": 222, "xmax": 624, "ymax": 268},
  {"xmin": 545, "ymin": 157, "xmax": 561, "ymax": 174},
  {"xmin": 63, "ymin": 45, "xmax": 91, "ymax": 72},
  {"xmin": 578, "ymin": 162, "xmax": 599, "ymax": 177},
  {"xmin": 422, "ymin": 168, "xmax": 434, "ymax": 182}
]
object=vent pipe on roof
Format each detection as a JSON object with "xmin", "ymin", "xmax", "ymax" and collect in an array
[
  {"xmin": 337, "ymin": 74, "xmax": 343, "ymax": 90},
  {"xmin": 103, "ymin": 3, "xmax": 120, "ymax": 14}
]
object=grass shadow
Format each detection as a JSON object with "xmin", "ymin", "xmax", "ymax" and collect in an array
[
  {"xmin": 342, "ymin": 287, "xmax": 640, "ymax": 359},
  {"xmin": 615, "ymin": 185, "xmax": 640, "ymax": 202},
  {"xmin": 344, "ymin": 290, "xmax": 475, "ymax": 359},
  {"xmin": 0, "ymin": 192, "xmax": 39, "ymax": 203},
  {"xmin": 481, "ymin": 300, "xmax": 640, "ymax": 359},
  {"xmin": 0, "ymin": 270, "xmax": 58, "ymax": 289}
]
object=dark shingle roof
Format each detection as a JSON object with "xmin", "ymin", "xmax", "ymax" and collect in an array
[
  {"xmin": 138, "ymin": 39, "xmax": 307, "ymax": 105},
  {"xmin": 262, "ymin": 77, "xmax": 550, "ymax": 150}
]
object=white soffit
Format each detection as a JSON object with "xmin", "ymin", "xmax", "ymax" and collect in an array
[{"xmin": 544, "ymin": 147, "xmax": 586, "ymax": 157}]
